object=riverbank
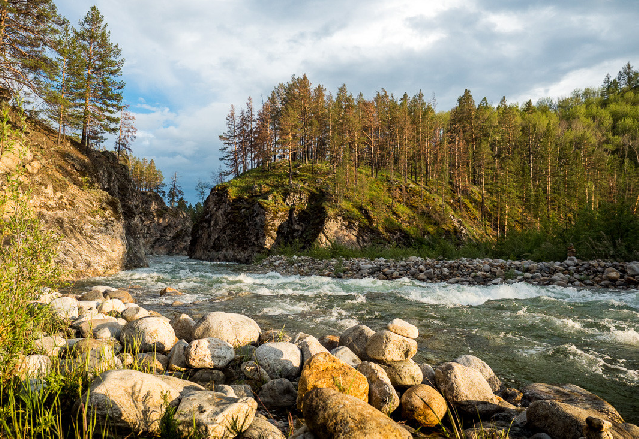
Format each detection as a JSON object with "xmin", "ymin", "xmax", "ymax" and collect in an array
[
  {"xmin": 254, "ymin": 254, "xmax": 639, "ymax": 290},
  {"xmin": 11, "ymin": 283, "xmax": 639, "ymax": 438}
]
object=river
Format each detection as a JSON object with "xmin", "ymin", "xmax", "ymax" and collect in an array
[{"xmin": 72, "ymin": 255, "xmax": 639, "ymax": 423}]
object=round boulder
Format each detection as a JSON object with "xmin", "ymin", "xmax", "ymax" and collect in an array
[
  {"xmin": 365, "ymin": 330, "xmax": 417, "ymax": 363},
  {"xmin": 193, "ymin": 312, "xmax": 261, "ymax": 347},
  {"xmin": 401, "ymin": 384, "xmax": 448, "ymax": 428},
  {"xmin": 339, "ymin": 324, "xmax": 375, "ymax": 359},
  {"xmin": 254, "ymin": 342, "xmax": 301, "ymax": 379},
  {"xmin": 186, "ymin": 337, "xmax": 235, "ymax": 369},
  {"xmin": 120, "ymin": 316, "xmax": 177, "ymax": 353},
  {"xmin": 387, "ymin": 318, "xmax": 418, "ymax": 339},
  {"xmin": 297, "ymin": 352, "xmax": 369, "ymax": 411}
]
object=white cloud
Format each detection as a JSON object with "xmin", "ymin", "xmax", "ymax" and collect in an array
[{"xmin": 54, "ymin": 0, "xmax": 639, "ymax": 201}]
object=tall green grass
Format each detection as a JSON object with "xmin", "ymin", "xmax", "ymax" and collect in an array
[{"xmin": 268, "ymin": 202, "xmax": 639, "ymax": 262}]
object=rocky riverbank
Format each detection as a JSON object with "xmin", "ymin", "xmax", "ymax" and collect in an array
[
  {"xmin": 255, "ymin": 255, "xmax": 639, "ymax": 290},
  {"xmin": 17, "ymin": 285, "xmax": 639, "ymax": 438}
]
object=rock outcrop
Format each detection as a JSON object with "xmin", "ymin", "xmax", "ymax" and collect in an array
[
  {"xmin": 0, "ymin": 112, "xmax": 191, "ymax": 279},
  {"xmin": 189, "ymin": 185, "xmax": 370, "ymax": 263}
]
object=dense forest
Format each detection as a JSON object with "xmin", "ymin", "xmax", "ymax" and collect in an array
[{"xmin": 219, "ymin": 65, "xmax": 639, "ymax": 242}]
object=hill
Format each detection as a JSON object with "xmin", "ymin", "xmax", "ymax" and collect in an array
[
  {"xmin": 190, "ymin": 161, "xmax": 492, "ymax": 263},
  {"xmin": 0, "ymin": 106, "xmax": 191, "ymax": 279}
]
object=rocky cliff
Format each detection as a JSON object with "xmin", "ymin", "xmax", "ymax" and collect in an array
[
  {"xmin": 0, "ymin": 111, "xmax": 191, "ymax": 279},
  {"xmin": 189, "ymin": 163, "xmax": 476, "ymax": 263}
]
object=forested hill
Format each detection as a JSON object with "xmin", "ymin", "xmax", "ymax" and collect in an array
[{"xmin": 206, "ymin": 63, "xmax": 639, "ymax": 261}]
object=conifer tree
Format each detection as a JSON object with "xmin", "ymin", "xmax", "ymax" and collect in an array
[
  {"xmin": 167, "ymin": 172, "xmax": 184, "ymax": 208},
  {"xmin": 72, "ymin": 6, "xmax": 124, "ymax": 148},
  {"xmin": 45, "ymin": 19, "xmax": 81, "ymax": 145},
  {"xmin": 0, "ymin": 0, "xmax": 59, "ymax": 96}
]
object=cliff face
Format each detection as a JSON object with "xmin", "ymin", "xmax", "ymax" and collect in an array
[
  {"xmin": 0, "ymin": 113, "xmax": 191, "ymax": 279},
  {"xmin": 189, "ymin": 185, "xmax": 376, "ymax": 264},
  {"xmin": 189, "ymin": 163, "xmax": 482, "ymax": 264}
]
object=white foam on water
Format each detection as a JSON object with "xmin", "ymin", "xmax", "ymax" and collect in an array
[{"xmin": 600, "ymin": 328, "xmax": 639, "ymax": 346}]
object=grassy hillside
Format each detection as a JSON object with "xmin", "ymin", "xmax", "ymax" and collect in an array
[{"xmin": 216, "ymin": 160, "xmax": 639, "ymax": 262}]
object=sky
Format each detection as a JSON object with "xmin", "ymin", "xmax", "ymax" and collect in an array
[{"xmin": 55, "ymin": 0, "xmax": 639, "ymax": 204}]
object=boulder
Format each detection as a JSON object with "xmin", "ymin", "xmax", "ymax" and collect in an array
[
  {"xmin": 254, "ymin": 342, "xmax": 301, "ymax": 379},
  {"xmin": 603, "ymin": 267, "xmax": 620, "ymax": 282},
  {"xmin": 193, "ymin": 312, "xmax": 261, "ymax": 347},
  {"xmin": 302, "ymin": 387, "xmax": 412, "ymax": 439},
  {"xmin": 186, "ymin": 338, "xmax": 235, "ymax": 369},
  {"xmin": 170, "ymin": 313, "xmax": 196, "ymax": 342},
  {"xmin": 175, "ymin": 391, "xmax": 257, "ymax": 439},
  {"xmin": 93, "ymin": 321, "xmax": 123, "ymax": 340},
  {"xmin": 357, "ymin": 361, "xmax": 399, "ymax": 415},
  {"xmin": 105, "ymin": 289, "xmax": 135, "ymax": 304},
  {"xmin": 98, "ymin": 298, "xmax": 126, "ymax": 314},
  {"xmin": 330, "ymin": 346, "xmax": 361, "ymax": 368},
  {"xmin": 526, "ymin": 400, "xmax": 636, "ymax": 439},
  {"xmin": 230, "ymin": 384, "xmax": 254, "ymax": 399},
  {"xmin": 49, "ymin": 297, "xmax": 79, "ymax": 319},
  {"xmin": 33, "ymin": 335, "xmax": 66, "ymax": 356},
  {"xmin": 297, "ymin": 352, "xmax": 368, "ymax": 411},
  {"xmin": 381, "ymin": 359, "xmax": 423, "ymax": 387},
  {"xmin": 365, "ymin": 330, "xmax": 417, "ymax": 363},
  {"xmin": 239, "ymin": 413, "xmax": 286, "ymax": 439},
  {"xmin": 77, "ymin": 318, "xmax": 118, "ymax": 338},
  {"xmin": 318, "ymin": 334, "xmax": 340, "ymax": 351},
  {"xmin": 121, "ymin": 306, "xmax": 149, "ymax": 322},
  {"xmin": 82, "ymin": 369, "xmax": 204, "ymax": 435},
  {"xmin": 435, "ymin": 362, "xmax": 511, "ymax": 416},
  {"xmin": 16, "ymin": 355, "xmax": 51, "ymax": 379},
  {"xmin": 420, "ymin": 363, "xmax": 436, "ymax": 386},
  {"xmin": 522, "ymin": 383, "xmax": 624, "ymax": 423},
  {"xmin": 190, "ymin": 369, "xmax": 226, "ymax": 385},
  {"xmin": 258, "ymin": 378, "xmax": 297, "ymax": 409},
  {"xmin": 295, "ymin": 334, "xmax": 329, "ymax": 365},
  {"xmin": 135, "ymin": 353, "xmax": 168, "ymax": 373},
  {"xmin": 120, "ymin": 316, "xmax": 177, "ymax": 353},
  {"xmin": 241, "ymin": 361, "xmax": 271, "ymax": 382},
  {"xmin": 80, "ymin": 290, "xmax": 105, "ymax": 301},
  {"xmin": 339, "ymin": 324, "xmax": 375, "ymax": 360},
  {"xmin": 168, "ymin": 340, "xmax": 189, "ymax": 372},
  {"xmin": 387, "ymin": 318, "xmax": 418, "ymax": 339},
  {"xmin": 77, "ymin": 300, "xmax": 100, "ymax": 316},
  {"xmin": 401, "ymin": 384, "xmax": 448, "ymax": 428},
  {"xmin": 454, "ymin": 354, "xmax": 502, "ymax": 392},
  {"xmin": 626, "ymin": 262, "xmax": 639, "ymax": 277}
]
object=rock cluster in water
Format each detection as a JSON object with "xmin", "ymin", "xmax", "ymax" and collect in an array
[
  {"xmin": 22, "ymin": 285, "xmax": 639, "ymax": 438},
  {"xmin": 257, "ymin": 255, "xmax": 639, "ymax": 289}
]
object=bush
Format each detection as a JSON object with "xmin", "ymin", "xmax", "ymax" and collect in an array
[{"xmin": 0, "ymin": 105, "xmax": 63, "ymax": 384}]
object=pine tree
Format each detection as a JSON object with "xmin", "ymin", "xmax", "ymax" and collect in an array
[
  {"xmin": 44, "ymin": 19, "xmax": 81, "ymax": 145},
  {"xmin": 72, "ymin": 6, "xmax": 124, "ymax": 149},
  {"xmin": 0, "ymin": 0, "xmax": 59, "ymax": 97},
  {"xmin": 167, "ymin": 172, "xmax": 184, "ymax": 208},
  {"xmin": 219, "ymin": 105, "xmax": 239, "ymax": 177}
]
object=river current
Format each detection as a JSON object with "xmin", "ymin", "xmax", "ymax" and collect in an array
[{"xmin": 72, "ymin": 255, "xmax": 639, "ymax": 423}]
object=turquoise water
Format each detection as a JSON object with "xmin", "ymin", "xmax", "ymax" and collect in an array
[{"xmin": 73, "ymin": 255, "xmax": 639, "ymax": 423}]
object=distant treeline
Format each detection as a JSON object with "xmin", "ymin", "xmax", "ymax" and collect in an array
[{"xmin": 220, "ymin": 63, "xmax": 639, "ymax": 237}]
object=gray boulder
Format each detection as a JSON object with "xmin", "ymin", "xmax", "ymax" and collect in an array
[
  {"xmin": 339, "ymin": 324, "xmax": 374, "ymax": 360},
  {"xmin": 295, "ymin": 334, "xmax": 329, "ymax": 365},
  {"xmin": 357, "ymin": 361, "xmax": 399, "ymax": 415},
  {"xmin": 170, "ymin": 313, "xmax": 196, "ymax": 342},
  {"xmin": 254, "ymin": 342, "xmax": 301, "ymax": 379},
  {"xmin": 120, "ymin": 316, "xmax": 177, "ymax": 353},
  {"xmin": 258, "ymin": 378, "xmax": 297, "ymax": 409},
  {"xmin": 82, "ymin": 369, "xmax": 204, "ymax": 435},
  {"xmin": 186, "ymin": 338, "xmax": 235, "ymax": 369},
  {"xmin": 175, "ymin": 391, "xmax": 257, "ymax": 439},
  {"xmin": 49, "ymin": 297, "xmax": 78, "ymax": 319},
  {"xmin": 240, "ymin": 413, "xmax": 286, "ymax": 439},
  {"xmin": 454, "ymin": 354, "xmax": 502, "ymax": 392},
  {"xmin": 381, "ymin": 359, "xmax": 423, "ymax": 387},
  {"xmin": 193, "ymin": 312, "xmax": 261, "ymax": 347},
  {"xmin": 330, "ymin": 346, "xmax": 361, "ymax": 368},
  {"xmin": 365, "ymin": 330, "xmax": 417, "ymax": 363}
]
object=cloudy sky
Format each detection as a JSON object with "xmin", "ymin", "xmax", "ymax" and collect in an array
[{"xmin": 55, "ymin": 0, "xmax": 639, "ymax": 203}]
